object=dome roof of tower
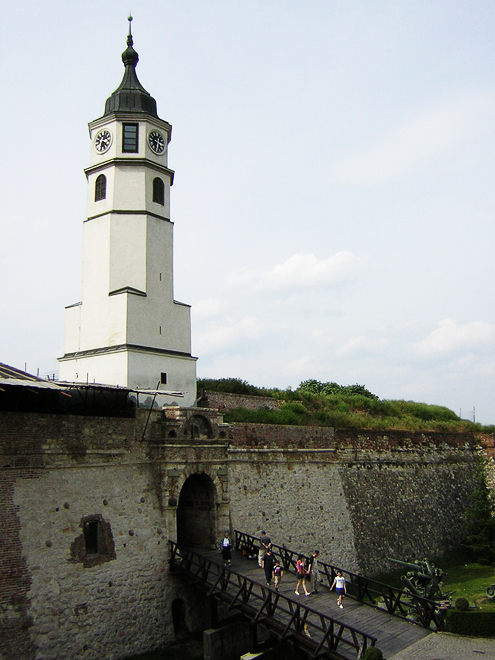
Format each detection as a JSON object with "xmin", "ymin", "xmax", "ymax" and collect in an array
[{"xmin": 104, "ymin": 18, "xmax": 158, "ymax": 117}]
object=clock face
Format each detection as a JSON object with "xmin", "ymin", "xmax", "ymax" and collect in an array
[
  {"xmin": 148, "ymin": 130, "xmax": 165, "ymax": 155},
  {"xmin": 95, "ymin": 129, "xmax": 112, "ymax": 154}
]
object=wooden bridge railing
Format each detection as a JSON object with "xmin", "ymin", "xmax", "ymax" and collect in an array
[
  {"xmin": 170, "ymin": 541, "xmax": 377, "ymax": 660},
  {"xmin": 234, "ymin": 530, "xmax": 445, "ymax": 632}
]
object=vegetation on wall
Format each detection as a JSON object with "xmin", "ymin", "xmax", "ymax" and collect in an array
[
  {"xmin": 298, "ymin": 379, "xmax": 378, "ymax": 400},
  {"xmin": 197, "ymin": 377, "xmax": 271, "ymax": 397},
  {"xmin": 198, "ymin": 377, "xmax": 495, "ymax": 433},
  {"xmin": 461, "ymin": 456, "xmax": 495, "ymax": 563}
]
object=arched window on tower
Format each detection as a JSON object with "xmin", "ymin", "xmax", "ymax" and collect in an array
[
  {"xmin": 95, "ymin": 174, "xmax": 107, "ymax": 202},
  {"xmin": 153, "ymin": 177, "xmax": 165, "ymax": 206}
]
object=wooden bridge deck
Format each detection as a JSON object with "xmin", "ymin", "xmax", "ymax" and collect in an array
[{"xmin": 172, "ymin": 545, "xmax": 433, "ymax": 659}]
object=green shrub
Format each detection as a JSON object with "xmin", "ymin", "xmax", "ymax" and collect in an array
[
  {"xmin": 298, "ymin": 379, "xmax": 378, "ymax": 399},
  {"xmin": 455, "ymin": 597, "xmax": 469, "ymax": 611},
  {"xmin": 197, "ymin": 378, "xmax": 272, "ymax": 396},
  {"xmin": 445, "ymin": 610, "xmax": 495, "ymax": 636},
  {"xmin": 281, "ymin": 402, "xmax": 308, "ymax": 417},
  {"xmin": 224, "ymin": 406, "xmax": 308, "ymax": 426},
  {"xmin": 362, "ymin": 647, "xmax": 383, "ymax": 660}
]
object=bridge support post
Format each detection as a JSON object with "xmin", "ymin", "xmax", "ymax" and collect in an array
[
  {"xmin": 203, "ymin": 617, "xmax": 253, "ymax": 660},
  {"xmin": 209, "ymin": 595, "xmax": 219, "ymax": 628}
]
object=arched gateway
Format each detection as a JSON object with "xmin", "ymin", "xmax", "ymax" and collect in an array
[{"xmin": 177, "ymin": 473, "xmax": 217, "ymax": 548}]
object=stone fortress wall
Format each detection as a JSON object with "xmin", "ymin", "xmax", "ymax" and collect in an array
[
  {"xmin": 0, "ymin": 401, "xmax": 492, "ymax": 660},
  {"xmin": 198, "ymin": 390, "xmax": 280, "ymax": 412},
  {"xmin": 227, "ymin": 424, "xmax": 482, "ymax": 575}
]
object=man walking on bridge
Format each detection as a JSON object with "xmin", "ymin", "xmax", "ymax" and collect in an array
[
  {"xmin": 262, "ymin": 548, "xmax": 275, "ymax": 586},
  {"xmin": 308, "ymin": 550, "xmax": 321, "ymax": 594},
  {"xmin": 258, "ymin": 530, "xmax": 271, "ymax": 567}
]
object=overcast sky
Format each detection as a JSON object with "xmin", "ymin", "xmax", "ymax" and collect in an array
[{"xmin": 2, "ymin": 1, "xmax": 495, "ymax": 423}]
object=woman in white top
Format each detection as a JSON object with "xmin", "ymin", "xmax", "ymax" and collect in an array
[{"xmin": 330, "ymin": 570, "xmax": 347, "ymax": 608}]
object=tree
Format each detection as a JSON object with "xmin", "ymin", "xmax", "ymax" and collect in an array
[{"xmin": 298, "ymin": 379, "xmax": 378, "ymax": 400}]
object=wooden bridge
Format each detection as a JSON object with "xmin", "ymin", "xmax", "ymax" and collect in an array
[{"xmin": 169, "ymin": 531, "xmax": 445, "ymax": 659}]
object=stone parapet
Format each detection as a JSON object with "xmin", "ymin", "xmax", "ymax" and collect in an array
[{"xmin": 198, "ymin": 391, "xmax": 280, "ymax": 412}]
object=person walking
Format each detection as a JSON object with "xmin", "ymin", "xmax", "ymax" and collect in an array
[
  {"xmin": 258, "ymin": 530, "xmax": 271, "ymax": 567},
  {"xmin": 330, "ymin": 570, "xmax": 347, "ymax": 608},
  {"xmin": 295, "ymin": 555, "xmax": 310, "ymax": 596},
  {"xmin": 308, "ymin": 550, "xmax": 321, "ymax": 594},
  {"xmin": 262, "ymin": 548, "xmax": 275, "ymax": 586},
  {"xmin": 220, "ymin": 531, "xmax": 232, "ymax": 567},
  {"xmin": 272, "ymin": 559, "xmax": 283, "ymax": 590}
]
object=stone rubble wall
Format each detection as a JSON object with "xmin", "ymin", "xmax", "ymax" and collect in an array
[
  {"xmin": 227, "ymin": 424, "xmax": 479, "ymax": 575},
  {"xmin": 0, "ymin": 411, "xmax": 209, "ymax": 660},
  {"xmin": 0, "ymin": 409, "xmax": 488, "ymax": 659},
  {"xmin": 478, "ymin": 433, "xmax": 495, "ymax": 492},
  {"xmin": 198, "ymin": 391, "xmax": 280, "ymax": 412}
]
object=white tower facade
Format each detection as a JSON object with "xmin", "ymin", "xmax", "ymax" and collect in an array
[{"xmin": 59, "ymin": 22, "xmax": 197, "ymax": 406}]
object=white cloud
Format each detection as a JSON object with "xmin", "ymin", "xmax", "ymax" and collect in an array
[
  {"xmin": 338, "ymin": 335, "xmax": 389, "ymax": 357},
  {"xmin": 193, "ymin": 251, "xmax": 366, "ymax": 356},
  {"xmin": 416, "ymin": 318, "xmax": 495, "ymax": 358},
  {"xmin": 226, "ymin": 251, "xmax": 366, "ymax": 293},
  {"xmin": 328, "ymin": 92, "xmax": 495, "ymax": 186},
  {"xmin": 193, "ymin": 316, "xmax": 277, "ymax": 353},
  {"xmin": 192, "ymin": 298, "xmax": 225, "ymax": 320}
]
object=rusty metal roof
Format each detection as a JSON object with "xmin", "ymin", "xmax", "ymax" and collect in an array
[{"xmin": 0, "ymin": 362, "xmax": 65, "ymax": 389}]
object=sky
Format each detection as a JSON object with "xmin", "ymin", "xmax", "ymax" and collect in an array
[{"xmin": 2, "ymin": 1, "xmax": 495, "ymax": 423}]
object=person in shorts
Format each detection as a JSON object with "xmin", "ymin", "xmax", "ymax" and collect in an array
[
  {"xmin": 330, "ymin": 570, "xmax": 347, "ymax": 608},
  {"xmin": 295, "ymin": 555, "xmax": 310, "ymax": 596}
]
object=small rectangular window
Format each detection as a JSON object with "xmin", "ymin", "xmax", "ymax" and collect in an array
[
  {"xmin": 84, "ymin": 521, "xmax": 99, "ymax": 554},
  {"xmin": 122, "ymin": 123, "xmax": 139, "ymax": 152},
  {"xmin": 161, "ymin": 372, "xmax": 167, "ymax": 385}
]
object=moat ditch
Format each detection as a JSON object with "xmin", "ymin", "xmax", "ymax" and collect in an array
[{"xmin": 126, "ymin": 632, "xmax": 204, "ymax": 660}]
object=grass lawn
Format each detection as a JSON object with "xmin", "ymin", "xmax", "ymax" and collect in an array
[
  {"xmin": 374, "ymin": 560, "xmax": 495, "ymax": 611},
  {"xmin": 443, "ymin": 562, "xmax": 495, "ymax": 611}
]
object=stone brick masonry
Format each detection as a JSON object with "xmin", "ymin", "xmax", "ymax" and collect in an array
[{"xmin": 0, "ymin": 407, "xmax": 489, "ymax": 659}]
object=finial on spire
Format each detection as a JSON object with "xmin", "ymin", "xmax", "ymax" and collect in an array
[{"xmin": 127, "ymin": 13, "xmax": 134, "ymax": 46}]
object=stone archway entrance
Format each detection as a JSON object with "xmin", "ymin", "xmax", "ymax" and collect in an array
[{"xmin": 177, "ymin": 473, "xmax": 217, "ymax": 548}]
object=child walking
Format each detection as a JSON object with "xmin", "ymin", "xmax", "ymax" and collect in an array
[
  {"xmin": 330, "ymin": 570, "xmax": 347, "ymax": 608},
  {"xmin": 273, "ymin": 559, "xmax": 284, "ymax": 590}
]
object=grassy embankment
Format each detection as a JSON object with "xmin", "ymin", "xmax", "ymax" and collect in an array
[{"xmin": 198, "ymin": 378, "xmax": 495, "ymax": 433}]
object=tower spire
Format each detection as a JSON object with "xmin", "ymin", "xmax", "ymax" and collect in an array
[
  {"xmin": 126, "ymin": 13, "xmax": 134, "ymax": 53},
  {"xmin": 103, "ymin": 15, "xmax": 158, "ymax": 117}
]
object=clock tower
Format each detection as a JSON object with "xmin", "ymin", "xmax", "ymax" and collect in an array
[{"xmin": 59, "ymin": 18, "xmax": 197, "ymax": 406}]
